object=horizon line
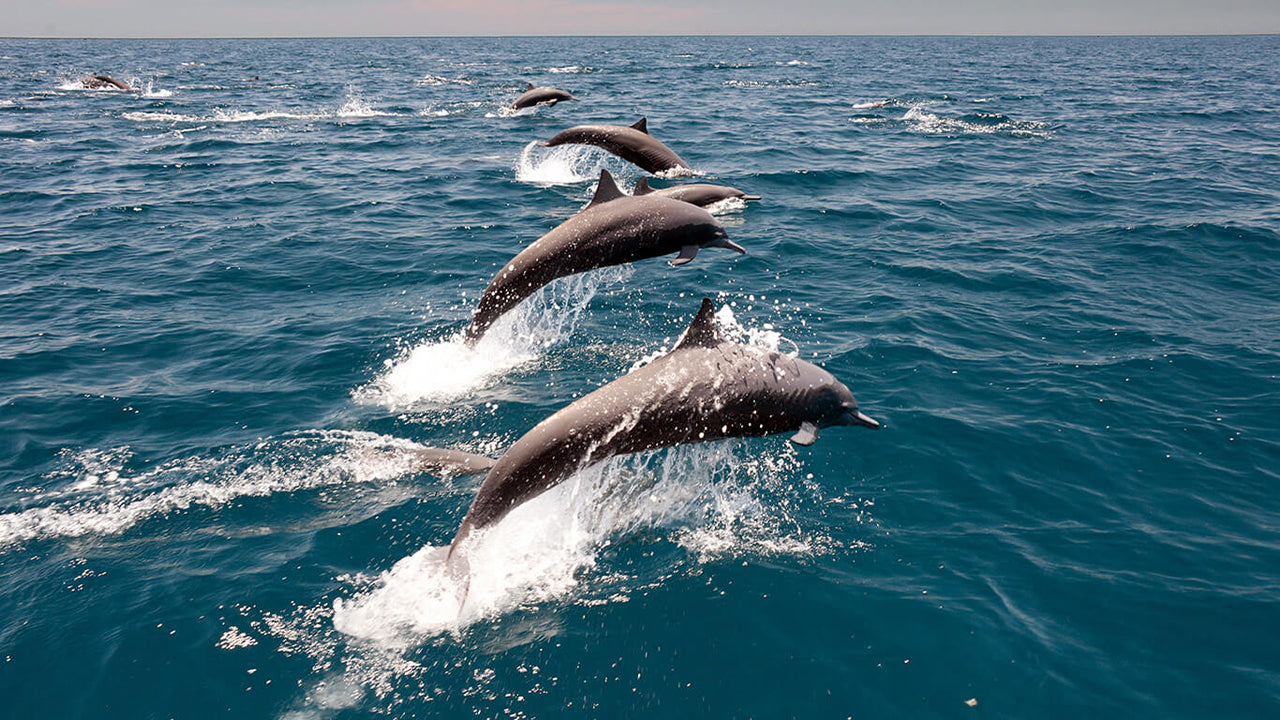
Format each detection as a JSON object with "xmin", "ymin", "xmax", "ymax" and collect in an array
[{"xmin": 5, "ymin": 32, "xmax": 1279, "ymax": 40}]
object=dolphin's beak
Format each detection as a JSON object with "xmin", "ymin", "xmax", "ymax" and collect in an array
[
  {"xmin": 715, "ymin": 237, "xmax": 747, "ymax": 254},
  {"xmin": 843, "ymin": 409, "xmax": 880, "ymax": 429}
]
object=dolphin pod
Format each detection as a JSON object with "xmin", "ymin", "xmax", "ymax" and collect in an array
[
  {"xmin": 463, "ymin": 168, "xmax": 744, "ymax": 344},
  {"xmin": 632, "ymin": 177, "xmax": 762, "ymax": 207},
  {"xmin": 542, "ymin": 118, "xmax": 691, "ymax": 174},
  {"xmin": 392, "ymin": 82, "xmax": 877, "ymax": 602},
  {"xmin": 511, "ymin": 83, "xmax": 576, "ymax": 110},
  {"xmin": 447, "ymin": 296, "xmax": 879, "ymax": 563}
]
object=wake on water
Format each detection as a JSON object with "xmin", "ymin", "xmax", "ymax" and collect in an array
[{"xmin": 0, "ymin": 431, "xmax": 462, "ymax": 550}]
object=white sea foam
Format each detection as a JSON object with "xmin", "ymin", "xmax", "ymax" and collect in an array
[
  {"xmin": 544, "ymin": 65, "xmax": 592, "ymax": 74},
  {"xmin": 358, "ymin": 267, "xmax": 632, "ymax": 409},
  {"xmin": 415, "ymin": 74, "xmax": 473, "ymax": 86},
  {"xmin": 703, "ymin": 196, "xmax": 748, "ymax": 215},
  {"xmin": 0, "ymin": 431, "xmax": 432, "ymax": 549},
  {"xmin": 902, "ymin": 104, "xmax": 1052, "ymax": 138},
  {"xmin": 488, "ymin": 104, "xmax": 536, "ymax": 119}
]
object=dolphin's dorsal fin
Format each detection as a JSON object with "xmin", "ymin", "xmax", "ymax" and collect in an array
[
  {"xmin": 526, "ymin": 82, "xmax": 535, "ymax": 91},
  {"xmin": 633, "ymin": 177, "xmax": 654, "ymax": 195},
  {"xmin": 587, "ymin": 169, "xmax": 626, "ymax": 208},
  {"xmin": 674, "ymin": 297, "xmax": 724, "ymax": 351},
  {"xmin": 631, "ymin": 117, "xmax": 649, "ymax": 134}
]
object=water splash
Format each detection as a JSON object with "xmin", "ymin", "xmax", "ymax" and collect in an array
[
  {"xmin": 140, "ymin": 80, "xmax": 173, "ymax": 98},
  {"xmin": 336, "ymin": 93, "xmax": 392, "ymax": 118},
  {"xmin": 514, "ymin": 140, "xmax": 613, "ymax": 185},
  {"xmin": 331, "ymin": 440, "xmax": 816, "ymax": 644},
  {"xmin": 358, "ymin": 267, "xmax": 633, "ymax": 409}
]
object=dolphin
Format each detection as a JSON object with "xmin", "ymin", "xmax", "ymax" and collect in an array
[
  {"xmin": 542, "ymin": 118, "xmax": 690, "ymax": 174},
  {"xmin": 82, "ymin": 74, "xmax": 131, "ymax": 91},
  {"xmin": 463, "ymin": 169, "xmax": 743, "ymax": 344},
  {"xmin": 511, "ymin": 83, "xmax": 576, "ymax": 110},
  {"xmin": 632, "ymin": 177, "xmax": 761, "ymax": 207},
  {"xmin": 448, "ymin": 296, "xmax": 880, "ymax": 561}
]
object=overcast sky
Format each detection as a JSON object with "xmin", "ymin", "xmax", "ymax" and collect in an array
[{"xmin": 6, "ymin": 0, "xmax": 1278, "ymax": 38}]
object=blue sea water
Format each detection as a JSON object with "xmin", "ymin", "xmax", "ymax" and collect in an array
[{"xmin": 2, "ymin": 34, "xmax": 1279, "ymax": 718}]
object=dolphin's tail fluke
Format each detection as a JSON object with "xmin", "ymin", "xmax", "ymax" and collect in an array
[{"xmin": 412, "ymin": 447, "xmax": 496, "ymax": 475}]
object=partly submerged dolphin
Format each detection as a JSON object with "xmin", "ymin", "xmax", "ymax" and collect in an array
[
  {"xmin": 511, "ymin": 83, "xmax": 576, "ymax": 110},
  {"xmin": 82, "ymin": 74, "xmax": 131, "ymax": 91},
  {"xmin": 542, "ymin": 118, "xmax": 690, "ymax": 174},
  {"xmin": 632, "ymin": 177, "xmax": 761, "ymax": 207},
  {"xmin": 449, "ymin": 296, "xmax": 879, "ymax": 560},
  {"xmin": 463, "ymin": 169, "xmax": 743, "ymax": 344}
]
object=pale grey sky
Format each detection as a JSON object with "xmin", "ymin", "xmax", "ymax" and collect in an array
[{"xmin": 5, "ymin": 0, "xmax": 1278, "ymax": 37}]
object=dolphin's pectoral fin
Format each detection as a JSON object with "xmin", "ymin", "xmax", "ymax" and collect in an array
[
  {"xmin": 587, "ymin": 169, "xmax": 627, "ymax": 208},
  {"xmin": 631, "ymin": 117, "xmax": 650, "ymax": 134},
  {"xmin": 671, "ymin": 245, "xmax": 699, "ymax": 266},
  {"xmin": 790, "ymin": 421, "xmax": 820, "ymax": 446}
]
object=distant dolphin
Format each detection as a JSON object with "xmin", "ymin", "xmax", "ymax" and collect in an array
[
  {"xmin": 632, "ymin": 177, "xmax": 761, "ymax": 207},
  {"xmin": 82, "ymin": 74, "xmax": 131, "ymax": 91},
  {"xmin": 511, "ymin": 83, "xmax": 576, "ymax": 110},
  {"xmin": 463, "ymin": 169, "xmax": 743, "ymax": 344},
  {"xmin": 542, "ymin": 118, "xmax": 690, "ymax": 174},
  {"xmin": 448, "ymin": 296, "xmax": 879, "ymax": 559}
]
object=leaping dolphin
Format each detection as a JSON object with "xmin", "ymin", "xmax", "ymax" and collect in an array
[
  {"xmin": 463, "ymin": 169, "xmax": 743, "ymax": 344},
  {"xmin": 511, "ymin": 83, "xmax": 576, "ymax": 110},
  {"xmin": 632, "ymin": 177, "xmax": 761, "ymax": 207},
  {"xmin": 541, "ymin": 118, "xmax": 691, "ymax": 174},
  {"xmin": 449, "ymin": 296, "xmax": 880, "ymax": 561},
  {"xmin": 82, "ymin": 74, "xmax": 131, "ymax": 91}
]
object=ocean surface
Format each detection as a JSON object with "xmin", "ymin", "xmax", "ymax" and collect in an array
[{"xmin": 2, "ymin": 35, "xmax": 1279, "ymax": 718}]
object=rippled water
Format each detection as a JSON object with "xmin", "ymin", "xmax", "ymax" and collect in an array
[{"xmin": 2, "ymin": 36, "xmax": 1279, "ymax": 718}]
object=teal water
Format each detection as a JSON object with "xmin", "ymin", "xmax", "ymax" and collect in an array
[{"xmin": 2, "ymin": 36, "xmax": 1279, "ymax": 718}]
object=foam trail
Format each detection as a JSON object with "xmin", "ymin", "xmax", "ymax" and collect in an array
[
  {"xmin": 0, "ymin": 431, "xmax": 435, "ymax": 549},
  {"xmin": 359, "ymin": 267, "xmax": 632, "ymax": 409}
]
